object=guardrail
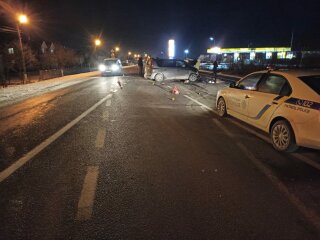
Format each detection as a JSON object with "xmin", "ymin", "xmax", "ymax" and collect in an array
[
  {"xmin": 39, "ymin": 68, "xmax": 94, "ymax": 81},
  {"xmin": 199, "ymin": 70, "xmax": 241, "ymax": 82}
]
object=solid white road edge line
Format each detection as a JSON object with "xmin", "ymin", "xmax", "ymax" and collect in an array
[
  {"xmin": 95, "ymin": 128, "xmax": 106, "ymax": 148},
  {"xmin": 0, "ymin": 94, "xmax": 111, "ymax": 183},
  {"xmin": 226, "ymin": 117, "xmax": 271, "ymax": 143},
  {"xmin": 184, "ymin": 94, "xmax": 320, "ymax": 173},
  {"xmin": 184, "ymin": 95, "xmax": 213, "ymax": 112},
  {"xmin": 236, "ymin": 142, "xmax": 320, "ymax": 233},
  {"xmin": 75, "ymin": 166, "xmax": 99, "ymax": 221},
  {"xmin": 212, "ymin": 119, "xmax": 234, "ymax": 138},
  {"xmin": 213, "ymin": 118, "xmax": 320, "ymax": 233},
  {"xmin": 291, "ymin": 153, "xmax": 320, "ymax": 172}
]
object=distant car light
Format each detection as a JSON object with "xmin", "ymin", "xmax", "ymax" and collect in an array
[
  {"xmin": 111, "ymin": 64, "xmax": 120, "ymax": 71},
  {"xmin": 99, "ymin": 64, "xmax": 106, "ymax": 71}
]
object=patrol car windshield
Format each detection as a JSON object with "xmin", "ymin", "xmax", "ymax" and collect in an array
[{"xmin": 299, "ymin": 75, "xmax": 320, "ymax": 94}]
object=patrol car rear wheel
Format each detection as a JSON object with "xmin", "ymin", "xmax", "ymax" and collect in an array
[
  {"xmin": 217, "ymin": 97, "xmax": 227, "ymax": 117},
  {"xmin": 271, "ymin": 120, "xmax": 298, "ymax": 152}
]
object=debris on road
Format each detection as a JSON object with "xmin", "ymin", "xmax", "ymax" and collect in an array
[
  {"xmin": 117, "ymin": 80, "xmax": 123, "ymax": 89},
  {"xmin": 172, "ymin": 86, "xmax": 180, "ymax": 95}
]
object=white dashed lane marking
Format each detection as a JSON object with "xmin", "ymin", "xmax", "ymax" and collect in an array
[
  {"xmin": 0, "ymin": 95, "xmax": 111, "ymax": 183},
  {"xmin": 76, "ymin": 166, "xmax": 99, "ymax": 221},
  {"xmin": 106, "ymin": 99, "xmax": 112, "ymax": 107},
  {"xmin": 102, "ymin": 110, "xmax": 109, "ymax": 122},
  {"xmin": 95, "ymin": 128, "xmax": 106, "ymax": 148}
]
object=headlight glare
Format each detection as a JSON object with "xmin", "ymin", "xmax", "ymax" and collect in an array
[
  {"xmin": 111, "ymin": 64, "xmax": 120, "ymax": 71},
  {"xmin": 99, "ymin": 64, "xmax": 106, "ymax": 71}
]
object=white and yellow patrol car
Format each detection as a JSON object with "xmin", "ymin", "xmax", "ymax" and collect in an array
[{"xmin": 216, "ymin": 70, "xmax": 320, "ymax": 152}]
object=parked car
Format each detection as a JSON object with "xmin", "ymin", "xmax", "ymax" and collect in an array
[
  {"xmin": 145, "ymin": 58, "xmax": 199, "ymax": 82},
  {"xmin": 99, "ymin": 58, "xmax": 123, "ymax": 76},
  {"xmin": 216, "ymin": 69, "xmax": 320, "ymax": 152}
]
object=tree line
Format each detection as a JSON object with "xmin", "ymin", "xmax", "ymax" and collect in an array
[{"xmin": 0, "ymin": 40, "xmax": 92, "ymax": 82}]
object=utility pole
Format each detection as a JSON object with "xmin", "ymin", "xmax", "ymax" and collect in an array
[
  {"xmin": 17, "ymin": 24, "xmax": 27, "ymax": 83},
  {"xmin": 290, "ymin": 30, "xmax": 294, "ymax": 50},
  {"xmin": 16, "ymin": 14, "xmax": 28, "ymax": 84}
]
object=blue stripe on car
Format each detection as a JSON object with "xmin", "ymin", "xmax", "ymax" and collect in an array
[{"xmin": 285, "ymin": 98, "xmax": 320, "ymax": 110}]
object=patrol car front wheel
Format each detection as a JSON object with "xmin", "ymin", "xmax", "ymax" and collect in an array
[
  {"xmin": 217, "ymin": 97, "xmax": 227, "ymax": 117},
  {"xmin": 270, "ymin": 120, "xmax": 298, "ymax": 152}
]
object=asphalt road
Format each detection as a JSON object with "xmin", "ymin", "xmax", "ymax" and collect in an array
[{"xmin": 0, "ymin": 71, "xmax": 320, "ymax": 239}]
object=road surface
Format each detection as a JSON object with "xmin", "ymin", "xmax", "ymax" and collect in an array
[{"xmin": 0, "ymin": 71, "xmax": 320, "ymax": 239}]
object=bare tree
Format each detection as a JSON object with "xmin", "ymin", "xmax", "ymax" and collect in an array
[
  {"xmin": 1, "ymin": 40, "xmax": 38, "ymax": 80},
  {"xmin": 52, "ymin": 44, "xmax": 78, "ymax": 76}
]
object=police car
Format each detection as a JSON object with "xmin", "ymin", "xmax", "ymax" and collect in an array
[{"xmin": 216, "ymin": 70, "xmax": 320, "ymax": 152}]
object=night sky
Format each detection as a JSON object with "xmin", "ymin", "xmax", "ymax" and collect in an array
[{"xmin": 2, "ymin": 0, "xmax": 320, "ymax": 58}]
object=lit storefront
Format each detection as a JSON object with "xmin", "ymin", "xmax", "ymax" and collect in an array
[{"xmin": 207, "ymin": 47, "xmax": 293, "ymax": 64}]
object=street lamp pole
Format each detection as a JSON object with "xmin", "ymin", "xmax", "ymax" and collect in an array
[{"xmin": 17, "ymin": 16, "xmax": 28, "ymax": 83}]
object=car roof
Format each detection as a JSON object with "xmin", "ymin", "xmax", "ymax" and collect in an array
[
  {"xmin": 245, "ymin": 69, "xmax": 320, "ymax": 99},
  {"xmin": 104, "ymin": 58, "xmax": 120, "ymax": 61},
  {"xmin": 153, "ymin": 58, "xmax": 185, "ymax": 61}
]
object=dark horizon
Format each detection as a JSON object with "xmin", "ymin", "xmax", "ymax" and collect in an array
[{"xmin": 1, "ymin": 0, "xmax": 320, "ymax": 58}]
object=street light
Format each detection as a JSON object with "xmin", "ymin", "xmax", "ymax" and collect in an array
[
  {"xmin": 209, "ymin": 36, "xmax": 215, "ymax": 47},
  {"xmin": 95, "ymin": 39, "xmax": 101, "ymax": 46},
  {"xmin": 115, "ymin": 47, "xmax": 120, "ymax": 52},
  {"xmin": 127, "ymin": 51, "xmax": 132, "ymax": 61},
  {"xmin": 17, "ymin": 14, "xmax": 28, "ymax": 83},
  {"xmin": 18, "ymin": 14, "xmax": 28, "ymax": 24},
  {"xmin": 184, "ymin": 49, "xmax": 189, "ymax": 59}
]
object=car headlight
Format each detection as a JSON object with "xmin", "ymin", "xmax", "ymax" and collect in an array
[
  {"xmin": 111, "ymin": 64, "xmax": 120, "ymax": 71},
  {"xmin": 99, "ymin": 64, "xmax": 106, "ymax": 71}
]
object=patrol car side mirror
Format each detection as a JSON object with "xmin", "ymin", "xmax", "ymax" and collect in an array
[{"xmin": 229, "ymin": 82, "xmax": 236, "ymax": 88}]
